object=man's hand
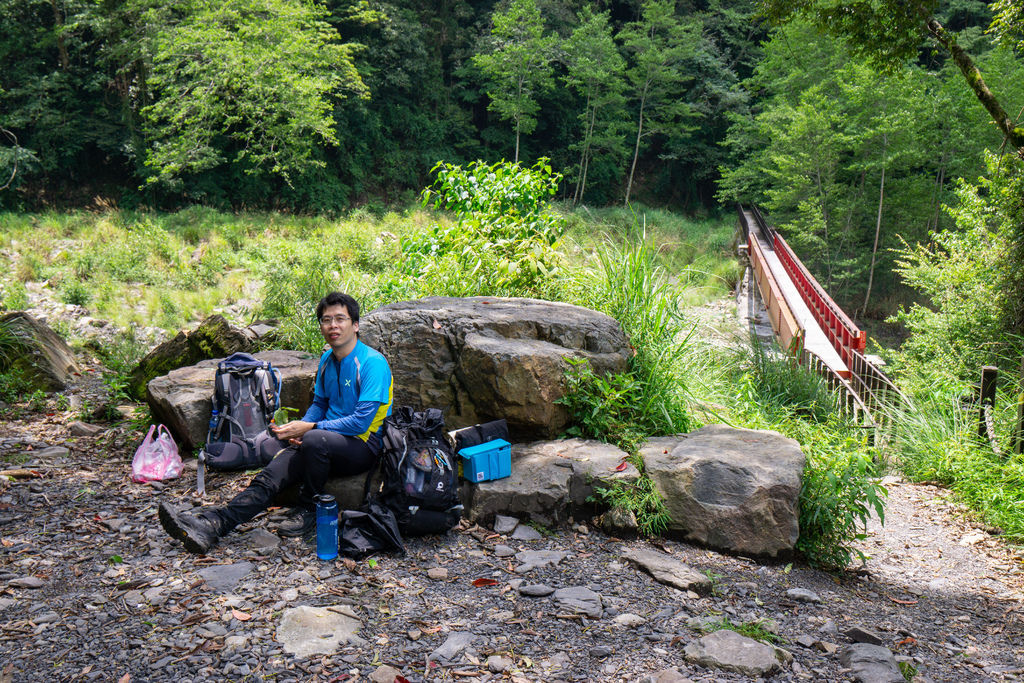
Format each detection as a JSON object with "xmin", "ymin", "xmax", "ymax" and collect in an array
[{"xmin": 272, "ymin": 420, "xmax": 315, "ymax": 445}]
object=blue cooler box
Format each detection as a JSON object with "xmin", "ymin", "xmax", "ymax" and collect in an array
[{"xmin": 459, "ymin": 439, "xmax": 512, "ymax": 482}]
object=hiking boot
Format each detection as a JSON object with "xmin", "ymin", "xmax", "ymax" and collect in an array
[
  {"xmin": 276, "ymin": 505, "xmax": 316, "ymax": 537},
  {"xmin": 159, "ymin": 502, "xmax": 222, "ymax": 554}
]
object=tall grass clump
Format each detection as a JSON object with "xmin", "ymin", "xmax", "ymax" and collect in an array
[
  {"xmin": 556, "ymin": 232, "xmax": 692, "ymax": 536},
  {"xmin": 888, "ymin": 387, "xmax": 1024, "ymax": 541},
  {"xmin": 571, "ymin": 233, "xmax": 692, "ymax": 439}
]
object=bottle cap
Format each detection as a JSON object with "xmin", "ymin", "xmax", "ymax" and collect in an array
[{"xmin": 313, "ymin": 494, "xmax": 336, "ymax": 505}]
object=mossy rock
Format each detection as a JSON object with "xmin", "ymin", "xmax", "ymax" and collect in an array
[
  {"xmin": 0, "ymin": 311, "xmax": 83, "ymax": 391},
  {"xmin": 128, "ymin": 315, "xmax": 255, "ymax": 399}
]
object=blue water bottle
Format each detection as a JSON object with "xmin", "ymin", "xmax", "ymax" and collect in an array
[{"xmin": 314, "ymin": 494, "xmax": 339, "ymax": 560}]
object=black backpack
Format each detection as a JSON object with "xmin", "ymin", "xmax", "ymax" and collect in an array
[
  {"xmin": 374, "ymin": 406, "xmax": 463, "ymax": 536},
  {"xmin": 198, "ymin": 353, "xmax": 282, "ymax": 487}
]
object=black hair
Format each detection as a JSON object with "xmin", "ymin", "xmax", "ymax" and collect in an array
[{"xmin": 316, "ymin": 292, "xmax": 360, "ymax": 323}]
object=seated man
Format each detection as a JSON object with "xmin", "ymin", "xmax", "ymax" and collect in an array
[{"xmin": 159, "ymin": 291, "xmax": 393, "ymax": 553}]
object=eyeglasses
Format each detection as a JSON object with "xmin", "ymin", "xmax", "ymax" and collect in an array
[{"xmin": 319, "ymin": 315, "xmax": 351, "ymax": 326}]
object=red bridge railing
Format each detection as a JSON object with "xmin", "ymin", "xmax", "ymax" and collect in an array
[{"xmin": 772, "ymin": 232, "xmax": 865, "ymax": 367}]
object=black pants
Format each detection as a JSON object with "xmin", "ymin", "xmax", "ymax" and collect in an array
[{"xmin": 209, "ymin": 430, "xmax": 378, "ymax": 533}]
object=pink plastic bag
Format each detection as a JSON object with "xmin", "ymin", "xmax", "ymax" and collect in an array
[{"xmin": 131, "ymin": 424, "xmax": 183, "ymax": 483}]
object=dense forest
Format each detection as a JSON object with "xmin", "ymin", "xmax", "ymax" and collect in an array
[{"xmin": 2, "ymin": 0, "xmax": 1023, "ymax": 326}]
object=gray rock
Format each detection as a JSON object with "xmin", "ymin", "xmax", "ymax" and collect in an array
[
  {"xmin": 68, "ymin": 421, "xmax": 104, "ymax": 437},
  {"xmin": 32, "ymin": 611, "xmax": 59, "ymax": 624},
  {"xmin": 519, "ymin": 584, "xmax": 555, "ymax": 597},
  {"xmin": 486, "ymin": 655, "xmax": 513, "ymax": 673},
  {"xmin": 369, "ymin": 665, "xmax": 404, "ymax": 683},
  {"xmin": 428, "ymin": 631, "xmax": 477, "ymax": 663},
  {"xmin": 620, "ymin": 548, "xmax": 712, "ymax": 595},
  {"xmin": 493, "ymin": 514, "xmax": 519, "ymax": 534},
  {"xmin": 514, "ymin": 550, "xmax": 566, "ymax": 573},
  {"xmin": 786, "ymin": 587, "xmax": 821, "ymax": 603},
  {"xmin": 223, "ymin": 635, "xmax": 249, "ymax": 651},
  {"xmin": 8, "ymin": 577, "xmax": 45, "ymax": 589},
  {"xmin": 0, "ymin": 312, "xmax": 82, "ymax": 390},
  {"xmin": 243, "ymin": 528, "xmax": 281, "ymax": 551},
  {"xmin": 493, "ymin": 544, "xmax": 515, "ymax": 558},
  {"xmin": 510, "ymin": 524, "xmax": 543, "ymax": 541},
  {"xmin": 613, "ymin": 613, "xmax": 647, "ymax": 628},
  {"xmin": 427, "ymin": 567, "xmax": 448, "ymax": 581},
  {"xmin": 591, "ymin": 646, "xmax": 613, "ymax": 657},
  {"xmin": 34, "ymin": 446, "xmax": 70, "ymax": 460},
  {"xmin": 198, "ymin": 562, "xmax": 253, "ymax": 592},
  {"xmin": 552, "ymin": 586, "xmax": 603, "ymax": 619},
  {"xmin": 845, "ymin": 625, "xmax": 885, "ymax": 645},
  {"xmin": 795, "ymin": 634, "xmax": 817, "ymax": 648},
  {"xmin": 642, "ymin": 425, "xmax": 805, "ymax": 558},
  {"xmin": 361, "ymin": 297, "xmax": 631, "ymax": 439},
  {"xmin": 322, "ymin": 473, "xmax": 372, "ymax": 512},
  {"xmin": 634, "ymin": 669, "xmax": 695, "ymax": 683},
  {"xmin": 277, "ymin": 605, "xmax": 362, "ymax": 657},
  {"xmin": 129, "ymin": 314, "xmax": 264, "ymax": 399},
  {"xmin": 146, "ymin": 350, "xmax": 319, "ymax": 450},
  {"xmin": 840, "ymin": 643, "xmax": 905, "ymax": 682},
  {"xmin": 465, "ymin": 438, "xmax": 638, "ymax": 527},
  {"xmin": 683, "ymin": 629, "xmax": 781, "ymax": 677},
  {"xmin": 602, "ymin": 506, "xmax": 639, "ymax": 535}
]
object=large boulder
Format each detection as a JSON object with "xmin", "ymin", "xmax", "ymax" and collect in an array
[
  {"xmin": 360, "ymin": 297, "xmax": 631, "ymax": 439},
  {"xmin": 463, "ymin": 438, "xmax": 639, "ymax": 527},
  {"xmin": 0, "ymin": 311, "xmax": 82, "ymax": 390},
  {"xmin": 129, "ymin": 315, "xmax": 275, "ymax": 399},
  {"xmin": 146, "ymin": 350, "xmax": 319, "ymax": 450},
  {"xmin": 641, "ymin": 425, "xmax": 805, "ymax": 558}
]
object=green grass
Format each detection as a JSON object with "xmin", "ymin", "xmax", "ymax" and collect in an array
[{"xmin": 695, "ymin": 615, "xmax": 785, "ymax": 645}]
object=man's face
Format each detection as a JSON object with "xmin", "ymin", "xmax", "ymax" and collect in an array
[{"xmin": 319, "ymin": 303, "xmax": 358, "ymax": 352}]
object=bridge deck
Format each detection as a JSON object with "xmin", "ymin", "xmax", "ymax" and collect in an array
[{"xmin": 745, "ymin": 212, "xmax": 850, "ymax": 379}]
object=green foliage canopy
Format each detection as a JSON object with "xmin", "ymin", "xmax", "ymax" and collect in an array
[
  {"xmin": 137, "ymin": 0, "xmax": 368, "ymax": 186},
  {"xmin": 472, "ymin": 0, "xmax": 555, "ymax": 163}
]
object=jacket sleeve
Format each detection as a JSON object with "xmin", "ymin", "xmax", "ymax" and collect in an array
[
  {"xmin": 300, "ymin": 394, "xmax": 328, "ymax": 424},
  {"xmin": 313, "ymin": 400, "xmax": 381, "ymax": 435}
]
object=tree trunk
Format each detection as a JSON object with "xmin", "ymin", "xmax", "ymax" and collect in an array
[
  {"xmin": 578, "ymin": 103, "xmax": 598, "ymax": 206},
  {"xmin": 50, "ymin": 0, "xmax": 69, "ymax": 70},
  {"xmin": 514, "ymin": 118, "xmax": 520, "ymax": 164},
  {"xmin": 625, "ymin": 90, "xmax": 647, "ymax": 207},
  {"xmin": 925, "ymin": 17, "xmax": 1024, "ymax": 155},
  {"xmin": 573, "ymin": 93, "xmax": 593, "ymax": 206},
  {"xmin": 931, "ymin": 152, "xmax": 947, "ymax": 231},
  {"xmin": 862, "ymin": 141, "xmax": 887, "ymax": 320}
]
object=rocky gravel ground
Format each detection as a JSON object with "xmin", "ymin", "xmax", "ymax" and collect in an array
[{"xmin": 1, "ymin": 395, "xmax": 1023, "ymax": 683}]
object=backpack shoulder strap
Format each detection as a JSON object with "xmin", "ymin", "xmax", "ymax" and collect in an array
[{"xmin": 313, "ymin": 352, "xmax": 330, "ymax": 395}]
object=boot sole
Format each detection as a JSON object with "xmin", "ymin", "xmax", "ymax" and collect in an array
[{"xmin": 158, "ymin": 502, "xmax": 214, "ymax": 554}]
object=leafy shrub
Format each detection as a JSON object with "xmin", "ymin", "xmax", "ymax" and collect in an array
[
  {"xmin": 58, "ymin": 278, "xmax": 91, "ymax": 307},
  {"xmin": 892, "ymin": 154, "xmax": 1024, "ymax": 388},
  {"xmin": 405, "ymin": 159, "xmax": 566, "ymax": 296},
  {"xmin": 589, "ymin": 474, "xmax": 671, "ymax": 537},
  {"xmin": 557, "ymin": 358, "xmax": 647, "ymax": 453},
  {"xmin": 0, "ymin": 280, "xmax": 29, "ymax": 310},
  {"xmin": 793, "ymin": 419, "xmax": 887, "ymax": 568}
]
